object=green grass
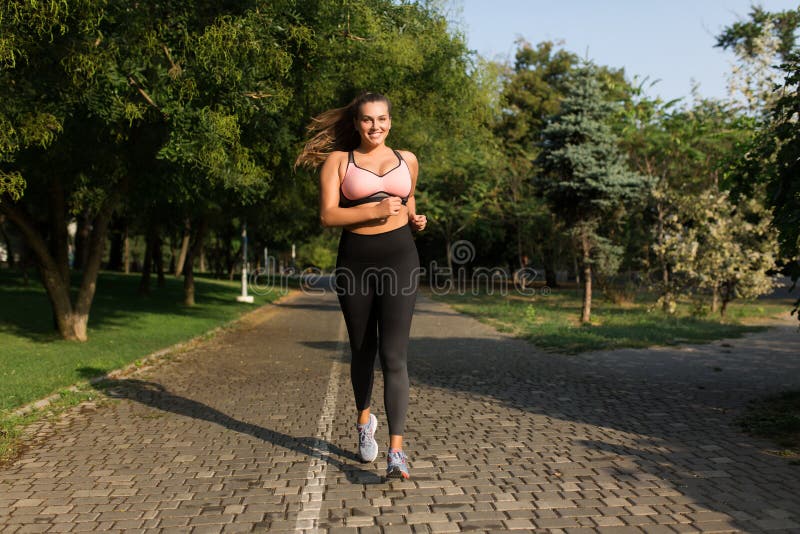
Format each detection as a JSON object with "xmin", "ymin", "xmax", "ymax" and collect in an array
[
  {"xmin": 429, "ymin": 287, "xmax": 792, "ymax": 354},
  {"xmin": 0, "ymin": 270, "xmax": 288, "ymax": 413},
  {"xmin": 737, "ymin": 390, "xmax": 800, "ymax": 462}
]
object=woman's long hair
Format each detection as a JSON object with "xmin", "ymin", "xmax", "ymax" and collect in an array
[{"xmin": 295, "ymin": 92, "xmax": 392, "ymax": 169}]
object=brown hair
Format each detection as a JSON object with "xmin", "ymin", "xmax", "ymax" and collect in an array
[{"xmin": 295, "ymin": 92, "xmax": 392, "ymax": 169}]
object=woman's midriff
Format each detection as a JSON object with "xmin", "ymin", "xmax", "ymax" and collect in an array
[{"xmin": 344, "ymin": 203, "xmax": 409, "ymax": 235}]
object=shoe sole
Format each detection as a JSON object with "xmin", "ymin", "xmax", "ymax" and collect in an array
[{"xmin": 385, "ymin": 468, "xmax": 409, "ymax": 479}]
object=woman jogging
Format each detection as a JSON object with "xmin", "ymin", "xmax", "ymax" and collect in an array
[{"xmin": 296, "ymin": 92, "xmax": 426, "ymax": 479}]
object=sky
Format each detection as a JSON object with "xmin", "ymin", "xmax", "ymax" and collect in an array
[{"xmin": 458, "ymin": 0, "xmax": 799, "ymax": 103}]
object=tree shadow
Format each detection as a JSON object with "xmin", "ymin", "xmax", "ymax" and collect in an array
[
  {"xmin": 0, "ymin": 271, "xmax": 281, "ymax": 343},
  {"xmin": 396, "ymin": 319, "xmax": 800, "ymax": 532},
  {"xmin": 84, "ymin": 376, "xmax": 394, "ymax": 486}
]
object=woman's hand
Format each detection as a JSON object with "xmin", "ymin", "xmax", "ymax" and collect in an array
[
  {"xmin": 409, "ymin": 213, "xmax": 427, "ymax": 231},
  {"xmin": 374, "ymin": 196, "xmax": 403, "ymax": 218}
]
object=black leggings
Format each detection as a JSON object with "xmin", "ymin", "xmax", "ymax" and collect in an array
[{"xmin": 334, "ymin": 224, "xmax": 419, "ymax": 436}]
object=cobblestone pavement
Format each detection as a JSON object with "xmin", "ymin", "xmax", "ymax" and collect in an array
[{"xmin": 2, "ymin": 290, "xmax": 800, "ymax": 533}]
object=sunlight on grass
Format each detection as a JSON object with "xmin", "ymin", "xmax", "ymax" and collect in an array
[
  {"xmin": 430, "ymin": 288, "xmax": 791, "ymax": 355},
  {"xmin": 0, "ymin": 270, "xmax": 285, "ymax": 413}
]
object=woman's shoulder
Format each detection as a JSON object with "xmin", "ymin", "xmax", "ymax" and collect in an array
[
  {"xmin": 396, "ymin": 149, "xmax": 418, "ymax": 164},
  {"xmin": 326, "ymin": 150, "xmax": 350, "ymax": 160},
  {"xmin": 322, "ymin": 150, "xmax": 349, "ymax": 167}
]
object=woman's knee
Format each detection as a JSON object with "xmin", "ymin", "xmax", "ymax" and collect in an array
[{"xmin": 380, "ymin": 348, "xmax": 408, "ymax": 374}]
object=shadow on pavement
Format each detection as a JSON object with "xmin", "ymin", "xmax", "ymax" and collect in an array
[
  {"xmin": 87, "ymin": 377, "xmax": 387, "ymax": 486},
  {"xmin": 397, "ymin": 324, "xmax": 800, "ymax": 531}
]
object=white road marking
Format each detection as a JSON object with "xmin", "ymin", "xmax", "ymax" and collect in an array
[{"xmin": 294, "ymin": 318, "xmax": 347, "ymax": 532}]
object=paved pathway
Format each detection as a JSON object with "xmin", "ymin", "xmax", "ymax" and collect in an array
[{"xmin": 1, "ymin": 290, "xmax": 800, "ymax": 533}]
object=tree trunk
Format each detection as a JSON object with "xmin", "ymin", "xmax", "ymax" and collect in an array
[
  {"xmin": 213, "ymin": 233, "xmax": 223, "ymax": 278},
  {"xmin": 139, "ymin": 228, "xmax": 155, "ymax": 295},
  {"xmin": 718, "ymin": 281, "xmax": 733, "ymax": 318},
  {"xmin": 123, "ymin": 225, "xmax": 130, "ymax": 274},
  {"xmin": 199, "ymin": 243, "xmax": 207, "ymax": 273},
  {"xmin": 107, "ymin": 218, "xmax": 124, "ymax": 271},
  {"xmin": 1, "ymin": 200, "xmax": 114, "ymax": 341},
  {"xmin": 445, "ymin": 237, "xmax": 453, "ymax": 279},
  {"xmin": 175, "ymin": 218, "xmax": 191, "ymax": 277},
  {"xmin": 0, "ymin": 216, "xmax": 15, "ymax": 268},
  {"xmin": 543, "ymin": 251, "xmax": 558, "ymax": 288},
  {"xmin": 183, "ymin": 218, "xmax": 208, "ymax": 306},
  {"xmin": 49, "ymin": 176, "xmax": 70, "ymax": 286},
  {"xmin": 168, "ymin": 235, "xmax": 176, "ymax": 274},
  {"xmin": 154, "ymin": 235, "xmax": 165, "ymax": 287},
  {"xmin": 580, "ymin": 231, "xmax": 592, "ymax": 324},
  {"xmin": 71, "ymin": 201, "xmax": 114, "ymax": 341},
  {"xmin": 20, "ymin": 239, "xmax": 31, "ymax": 286},
  {"xmin": 225, "ymin": 228, "xmax": 236, "ymax": 280},
  {"xmin": 73, "ymin": 212, "xmax": 91, "ymax": 271},
  {"xmin": 711, "ymin": 284, "xmax": 720, "ymax": 314},
  {"xmin": 656, "ymin": 200, "xmax": 672, "ymax": 313}
]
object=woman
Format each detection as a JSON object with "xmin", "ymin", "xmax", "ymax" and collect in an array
[{"xmin": 296, "ymin": 92, "xmax": 426, "ymax": 479}]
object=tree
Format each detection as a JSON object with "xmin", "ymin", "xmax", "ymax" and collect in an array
[
  {"xmin": 715, "ymin": 6, "xmax": 799, "ymax": 62},
  {"xmin": 716, "ymin": 6, "xmax": 796, "ymax": 116},
  {"xmin": 536, "ymin": 63, "xmax": 652, "ymax": 323},
  {"xmin": 495, "ymin": 40, "xmax": 579, "ymax": 285},
  {"xmin": 0, "ymin": 0, "xmax": 306, "ymax": 338},
  {"xmin": 658, "ymin": 188, "xmax": 778, "ymax": 316},
  {"xmin": 617, "ymin": 87, "xmax": 756, "ymax": 312},
  {"xmin": 732, "ymin": 53, "xmax": 800, "ymax": 322},
  {"xmin": 286, "ymin": 0, "xmax": 500, "ymax": 277},
  {"xmin": 616, "ymin": 81, "xmax": 680, "ymax": 310},
  {"xmin": 0, "ymin": 1, "xmax": 122, "ymax": 340},
  {"xmin": 718, "ymin": 8, "xmax": 800, "ymax": 322}
]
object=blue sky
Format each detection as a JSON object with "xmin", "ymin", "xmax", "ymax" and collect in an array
[{"xmin": 458, "ymin": 0, "xmax": 798, "ymax": 103}]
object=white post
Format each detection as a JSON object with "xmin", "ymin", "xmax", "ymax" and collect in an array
[{"xmin": 237, "ymin": 221, "xmax": 254, "ymax": 303}]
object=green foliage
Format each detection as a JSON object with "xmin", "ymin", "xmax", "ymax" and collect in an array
[
  {"xmin": 537, "ymin": 63, "xmax": 652, "ymax": 224},
  {"xmin": 727, "ymin": 52, "xmax": 800, "ymax": 321},
  {"xmin": 0, "ymin": 171, "xmax": 25, "ymax": 202},
  {"xmin": 715, "ymin": 5, "xmax": 800, "ymax": 62},
  {"xmin": 656, "ymin": 187, "xmax": 779, "ymax": 315},
  {"xmin": 296, "ymin": 229, "xmax": 339, "ymax": 271},
  {"xmin": 2, "ymin": 0, "xmax": 795, "ymax": 341}
]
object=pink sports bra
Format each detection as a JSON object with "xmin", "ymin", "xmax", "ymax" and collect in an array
[{"xmin": 339, "ymin": 150, "xmax": 412, "ymax": 208}]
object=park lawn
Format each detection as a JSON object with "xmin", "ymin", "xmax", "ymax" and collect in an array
[
  {"xmin": 430, "ymin": 288, "xmax": 793, "ymax": 354},
  {"xmin": 0, "ymin": 270, "xmax": 287, "ymax": 414}
]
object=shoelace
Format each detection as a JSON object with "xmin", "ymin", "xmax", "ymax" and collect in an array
[
  {"xmin": 358, "ymin": 421, "xmax": 372, "ymax": 444},
  {"xmin": 388, "ymin": 451, "xmax": 407, "ymax": 465}
]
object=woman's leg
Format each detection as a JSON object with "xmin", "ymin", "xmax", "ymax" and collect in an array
[
  {"xmin": 378, "ymin": 289, "xmax": 416, "ymax": 447},
  {"xmin": 337, "ymin": 276, "xmax": 379, "ymax": 418},
  {"xmin": 376, "ymin": 235, "xmax": 419, "ymax": 445}
]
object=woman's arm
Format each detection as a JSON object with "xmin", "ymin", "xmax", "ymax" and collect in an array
[
  {"xmin": 400, "ymin": 151, "xmax": 427, "ymax": 231},
  {"xmin": 319, "ymin": 152, "xmax": 402, "ymax": 228}
]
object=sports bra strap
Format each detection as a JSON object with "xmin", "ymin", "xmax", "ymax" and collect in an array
[{"xmin": 349, "ymin": 150, "xmax": 403, "ymax": 164}]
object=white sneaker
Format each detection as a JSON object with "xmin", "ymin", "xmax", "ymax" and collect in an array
[{"xmin": 356, "ymin": 413, "xmax": 378, "ymax": 462}]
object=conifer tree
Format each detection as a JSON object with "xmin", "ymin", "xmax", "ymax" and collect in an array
[{"xmin": 537, "ymin": 63, "xmax": 651, "ymax": 323}]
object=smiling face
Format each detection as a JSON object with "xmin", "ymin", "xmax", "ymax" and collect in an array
[{"xmin": 355, "ymin": 100, "xmax": 392, "ymax": 148}]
